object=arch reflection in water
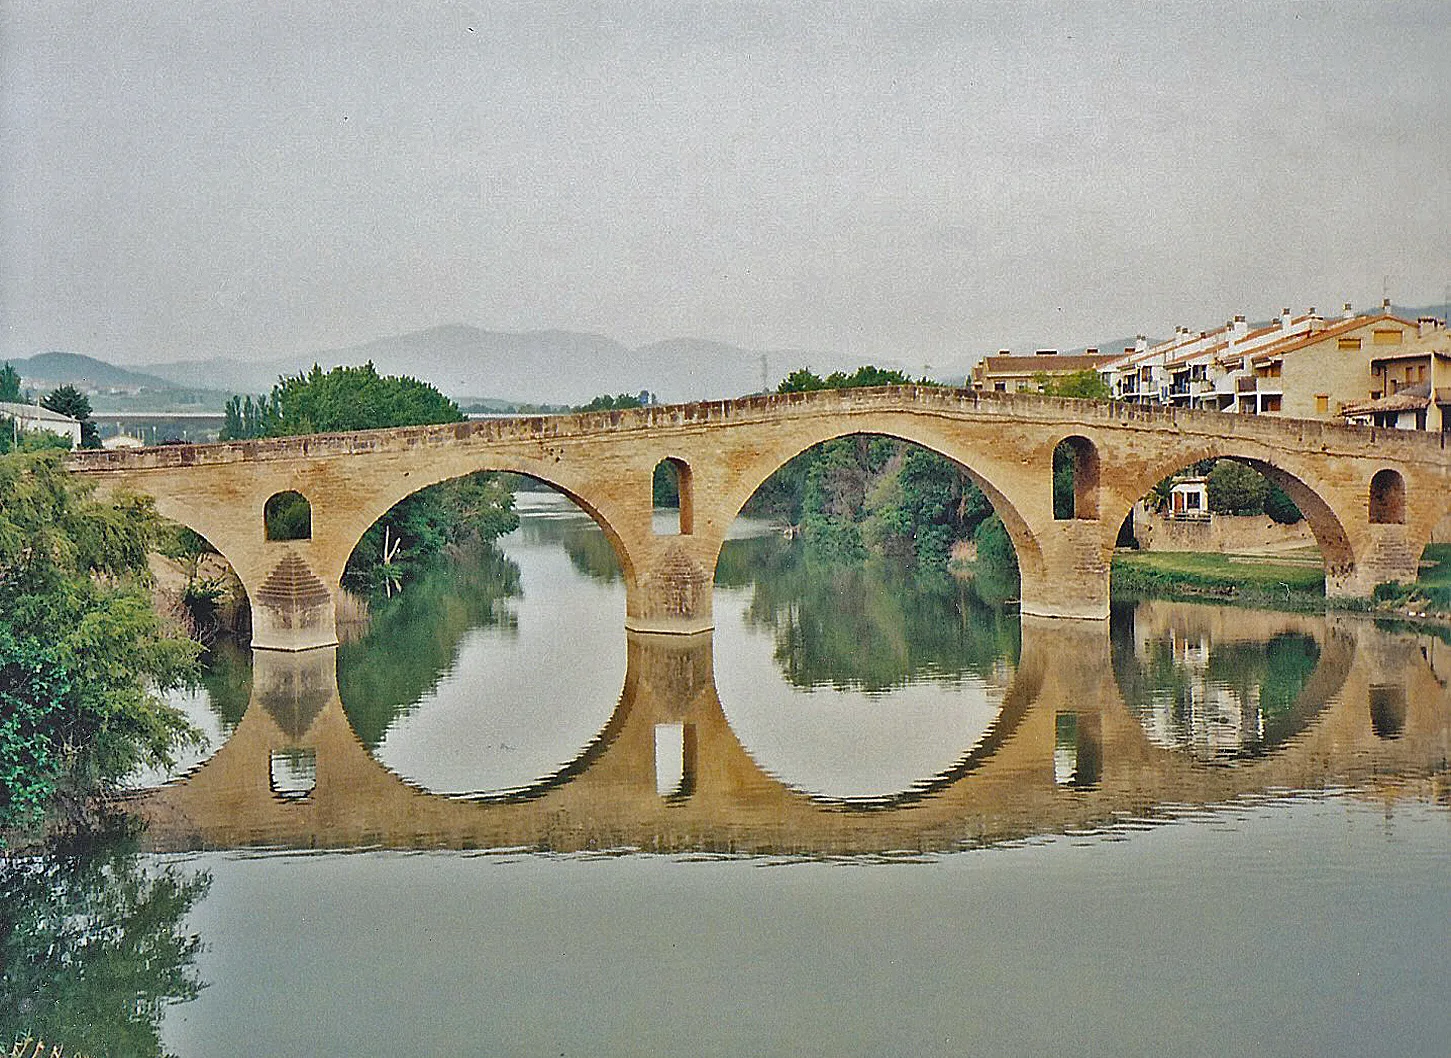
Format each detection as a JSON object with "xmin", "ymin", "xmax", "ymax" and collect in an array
[
  {"xmin": 1110, "ymin": 601, "xmax": 1342, "ymax": 759},
  {"xmin": 132, "ymin": 609, "xmax": 1451, "ymax": 857},
  {"xmin": 338, "ymin": 490, "xmax": 627, "ymax": 795},
  {"xmin": 713, "ymin": 532, "xmax": 1022, "ymax": 800}
]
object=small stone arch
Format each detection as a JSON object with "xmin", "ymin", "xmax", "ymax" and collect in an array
[
  {"xmin": 653, "ymin": 457, "xmax": 693, "ymax": 536},
  {"xmin": 265, "ymin": 490, "xmax": 311, "ymax": 541},
  {"xmin": 1052, "ymin": 434, "xmax": 1100, "ymax": 521},
  {"xmin": 1369, "ymin": 469, "xmax": 1406, "ymax": 525}
]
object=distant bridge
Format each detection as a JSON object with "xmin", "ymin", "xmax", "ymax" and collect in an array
[{"xmin": 70, "ymin": 387, "xmax": 1451, "ymax": 651}]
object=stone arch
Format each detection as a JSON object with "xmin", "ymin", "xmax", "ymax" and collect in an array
[
  {"xmin": 264, "ymin": 490, "xmax": 311, "ymax": 541},
  {"xmin": 1052, "ymin": 434, "xmax": 1100, "ymax": 521},
  {"xmin": 339, "ymin": 460, "xmax": 639, "ymax": 592},
  {"xmin": 1102, "ymin": 445, "xmax": 1355, "ymax": 588},
  {"xmin": 713, "ymin": 424, "xmax": 1045, "ymax": 584},
  {"xmin": 1369, "ymin": 468, "xmax": 1406, "ymax": 525},
  {"xmin": 653, "ymin": 456, "xmax": 693, "ymax": 536}
]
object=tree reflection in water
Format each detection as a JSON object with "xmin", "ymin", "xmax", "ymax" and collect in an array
[
  {"xmin": 0, "ymin": 838, "xmax": 209, "ymax": 1057},
  {"xmin": 337, "ymin": 541, "xmax": 522, "ymax": 748},
  {"xmin": 717, "ymin": 533, "xmax": 1020, "ymax": 694},
  {"xmin": 1110, "ymin": 603, "xmax": 1323, "ymax": 758}
]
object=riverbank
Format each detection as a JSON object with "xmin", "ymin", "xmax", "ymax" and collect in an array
[{"xmin": 1111, "ymin": 543, "xmax": 1451, "ymax": 624}]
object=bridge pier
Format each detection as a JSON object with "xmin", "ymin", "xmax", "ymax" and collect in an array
[
  {"xmin": 623, "ymin": 534, "xmax": 721, "ymax": 635},
  {"xmin": 1017, "ymin": 521, "xmax": 1111, "ymax": 620},
  {"xmin": 1327, "ymin": 524, "xmax": 1425, "ymax": 599},
  {"xmin": 228, "ymin": 543, "xmax": 344, "ymax": 652}
]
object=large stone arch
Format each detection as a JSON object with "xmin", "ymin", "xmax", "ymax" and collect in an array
[
  {"xmin": 706, "ymin": 420, "xmax": 1047, "ymax": 586},
  {"xmin": 331, "ymin": 457, "xmax": 639, "ymax": 593},
  {"xmin": 1100, "ymin": 441, "xmax": 1357, "ymax": 591}
]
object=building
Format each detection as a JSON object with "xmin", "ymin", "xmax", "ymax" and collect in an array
[
  {"xmin": 1098, "ymin": 300, "xmax": 1451, "ymax": 427},
  {"xmin": 0, "ymin": 400, "xmax": 81, "ymax": 446},
  {"xmin": 1339, "ymin": 322, "xmax": 1451, "ymax": 432},
  {"xmin": 970, "ymin": 350, "xmax": 1118, "ymax": 393}
]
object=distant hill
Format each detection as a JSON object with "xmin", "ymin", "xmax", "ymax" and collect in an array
[
  {"xmin": 140, "ymin": 326, "xmax": 849, "ymax": 405},
  {"xmin": 4, "ymin": 351, "xmax": 176, "ymax": 392}
]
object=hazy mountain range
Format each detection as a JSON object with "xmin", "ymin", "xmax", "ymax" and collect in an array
[
  {"xmin": 6, "ymin": 326, "xmax": 935, "ymax": 406},
  {"xmin": 132, "ymin": 326, "xmax": 904, "ymax": 405},
  {"xmin": 9, "ymin": 305, "xmax": 1441, "ymax": 409}
]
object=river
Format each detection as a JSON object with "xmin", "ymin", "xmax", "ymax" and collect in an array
[{"xmin": 5, "ymin": 491, "xmax": 1450, "ymax": 1057}]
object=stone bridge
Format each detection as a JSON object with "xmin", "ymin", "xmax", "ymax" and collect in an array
[
  {"xmin": 131, "ymin": 615, "xmax": 1451, "ymax": 856},
  {"xmin": 69, "ymin": 387, "xmax": 1451, "ymax": 651}
]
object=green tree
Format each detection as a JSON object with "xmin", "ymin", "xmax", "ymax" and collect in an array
[
  {"xmin": 266, "ymin": 362, "xmax": 462, "ymax": 435},
  {"xmin": 40, "ymin": 384, "xmax": 100, "ymax": 449},
  {"xmin": 0, "ymin": 452, "xmax": 199, "ymax": 839},
  {"xmin": 1264, "ymin": 481, "xmax": 1303, "ymax": 524},
  {"xmin": 1035, "ymin": 369, "xmax": 1112, "ymax": 399},
  {"xmin": 776, "ymin": 365, "xmax": 918, "ymax": 394},
  {"xmin": 1208, "ymin": 459, "xmax": 1269, "ymax": 515},
  {"xmin": 226, "ymin": 363, "xmax": 518, "ymax": 594},
  {"xmin": 0, "ymin": 362, "xmax": 21, "ymax": 403},
  {"xmin": 218, "ymin": 393, "xmax": 277, "ymax": 441},
  {"xmin": 575, "ymin": 391, "xmax": 655, "ymax": 411}
]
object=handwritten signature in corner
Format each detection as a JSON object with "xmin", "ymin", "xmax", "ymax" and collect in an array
[{"xmin": 9, "ymin": 1035, "xmax": 98, "ymax": 1058}]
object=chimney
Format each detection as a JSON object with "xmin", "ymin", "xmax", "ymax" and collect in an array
[
  {"xmin": 1035, "ymin": 348, "xmax": 1057, "ymax": 356},
  {"xmin": 1229, "ymin": 315, "xmax": 1248, "ymax": 343},
  {"xmin": 1418, "ymin": 316, "xmax": 1444, "ymax": 339},
  {"xmin": 1343, "ymin": 302, "xmax": 1355, "ymax": 320},
  {"xmin": 1134, "ymin": 335, "xmax": 1148, "ymax": 353},
  {"xmin": 1280, "ymin": 307, "xmax": 1292, "ymax": 330},
  {"xmin": 1084, "ymin": 347, "xmax": 1098, "ymax": 356},
  {"xmin": 1382, "ymin": 296, "xmax": 1392, "ymax": 313}
]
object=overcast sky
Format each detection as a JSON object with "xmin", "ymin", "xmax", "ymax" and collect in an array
[{"xmin": 3, "ymin": 1, "xmax": 1449, "ymax": 370}]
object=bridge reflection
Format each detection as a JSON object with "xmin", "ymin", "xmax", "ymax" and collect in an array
[{"xmin": 132, "ymin": 614, "xmax": 1451, "ymax": 856}]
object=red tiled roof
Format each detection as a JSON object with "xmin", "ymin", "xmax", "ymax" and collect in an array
[
  {"xmin": 1341, "ymin": 381, "xmax": 1431, "ymax": 416},
  {"xmin": 1249, "ymin": 313, "xmax": 1416, "ymax": 365},
  {"xmin": 978, "ymin": 355, "xmax": 1116, "ymax": 374}
]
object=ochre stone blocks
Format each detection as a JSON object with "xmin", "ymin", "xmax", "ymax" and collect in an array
[{"xmin": 71, "ymin": 388, "xmax": 1451, "ymax": 648}]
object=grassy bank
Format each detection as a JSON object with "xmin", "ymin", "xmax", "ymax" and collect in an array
[
  {"xmin": 1112, "ymin": 548, "xmax": 1326, "ymax": 609},
  {"xmin": 1112, "ymin": 543, "xmax": 1451, "ymax": 618}
]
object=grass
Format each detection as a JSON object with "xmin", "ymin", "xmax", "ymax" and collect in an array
[
  {"xmin": 1113, "ymin": 549, "xmax": 1325, "ymax": 600},
  {"xmin": 1113, "ymin": 542, "xmax": 1451, "ymax": 618}
]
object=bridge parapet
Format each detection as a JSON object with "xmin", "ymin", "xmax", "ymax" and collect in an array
[{"xmin": 68, "ymin": 387, "xmax": 1451, "ymax": 476}]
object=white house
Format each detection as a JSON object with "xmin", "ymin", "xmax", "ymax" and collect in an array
[{"xmin": 0, "ymin": 400, "xmax": 82, "ymax": 446}]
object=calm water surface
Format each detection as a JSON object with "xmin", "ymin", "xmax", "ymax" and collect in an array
[{"xmin": 7, "ymin": 491, "xmax": 1450, "ymax": 1057}]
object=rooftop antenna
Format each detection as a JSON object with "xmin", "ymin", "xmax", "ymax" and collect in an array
[{"xmin": 759, "ymin": 353, "xmax": 769, "ymax": 394}]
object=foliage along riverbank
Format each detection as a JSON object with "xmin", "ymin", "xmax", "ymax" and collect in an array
[
  {"xmin": 1111, "ymin": 544, "xmax": 1451, "ymax": 626},
  {"xmin": 0, "ymin": 450, "xmax": 200, "ymax": 847}
]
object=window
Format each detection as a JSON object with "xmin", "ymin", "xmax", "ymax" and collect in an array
[
  {"xmin": 1339, "ymin": 337, "xmax": 1362, "ymax": 351},
  {"xmin": 1315, "ymin": 394, "xmax": 1329, "ymax": 415},
  {"xmin": 1373, "ymin": 329, "xmax": 1403, "ymax": 346},
  {"xmin": 264, "ymin": 491, "xmax": 311, "ymax": 541},
  {"xmin": 994, "ymin": 382, "xmax": 1006, "ymax": 392},
  {"xmin": 1369, "ymin": 469, "xmax": 1406, "ymax": 524},
  {"xmin": 652, "ymin": 458, "xmax": 692, "ymax": 536},
  {"xmin": 1052, "ymin": 436, "xmax": 1100, "ymax": 521}
]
